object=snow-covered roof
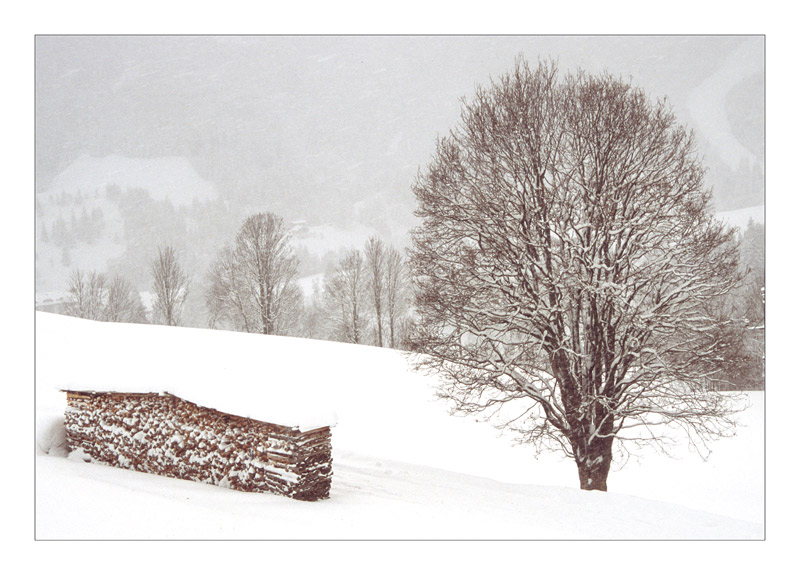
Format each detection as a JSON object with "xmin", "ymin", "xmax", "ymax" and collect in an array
[{"xmin": 37, "ymin": 312, "xmax": 337, "ymax": 432}]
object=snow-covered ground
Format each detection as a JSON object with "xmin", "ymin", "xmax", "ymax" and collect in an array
[{"xmin": 35, "ymin": 312, "xmax": 763, "ymax": 540}]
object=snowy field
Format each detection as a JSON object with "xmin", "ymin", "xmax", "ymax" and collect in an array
[{"xmin": 35, "ymin": 312, "xmax": 763, "ymax": 540}]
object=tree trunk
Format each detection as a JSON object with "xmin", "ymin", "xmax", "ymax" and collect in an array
[
  {"xmin": 574, "ymin": 437, "xmax": 613, "ymax": 491},
  {"xmin": 375, "ymin": 310, "xmax": 383, "ymax": 347}
]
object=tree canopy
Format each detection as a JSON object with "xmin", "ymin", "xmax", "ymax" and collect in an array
[
  {"xmin": 206, "ymin": 212, "xmax": 300, "ymax": 335},
  {"xmin": 151, "ymin": 245, "xmax": 190, "ymax": 327}
]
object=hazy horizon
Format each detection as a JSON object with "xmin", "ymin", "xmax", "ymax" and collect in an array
[{"xmin": 35, "ymin": 35, "xmax": 765, "ymax": 315}]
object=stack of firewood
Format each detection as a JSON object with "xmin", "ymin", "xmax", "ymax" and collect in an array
[{"xmin": 63, "ymin": 390, "xmax": 333, "ymax": 501}]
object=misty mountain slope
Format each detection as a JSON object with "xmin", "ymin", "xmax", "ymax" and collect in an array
[
  {"xmin": 35, "ymin": 37, "xmax": 764, "ymax": 224},
  {"xmin": 45, "ymin": 154, "xmax": 218, "ymax": 206},
  {"xmin": 686, "ymin": 39, "xmax": 763, "ymax": 172},
  {"xmin": 34, "ymin": 153, "xmax": 390, "ymax": 304},
  {"xmin": 35, "ymin": 154, "xmax": 222, "ymax": 297},
  {"xmin": 35, "ymin": 312, "xmax": 764, "ymax": 538}
]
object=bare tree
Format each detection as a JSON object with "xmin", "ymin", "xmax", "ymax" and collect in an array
[
  {"xmin": 364, "ymin": 236, "xmax": 387, "ymax": 346},
  {"xmin": 325, "ymin": 249, "xmax": 366, "ymax": 344},
  {"xmin": 206, "ymin": 212, "xmax": 300, "ymax": 335},
  {"xmin": 106, "ymin": 274, "xmax": 148, "ymax": 323},
  {"xmin": 207, "ymin": 245, "xmax": 253, "ymax": 332},
  {"xmin": 724, "ymin": 221, "xmax": 765, "ymax": 390},
  {"xmin": 150, "ymin": 245, "xmax": 190, "ymax": 326},
  {"xmin": 410, "ymin": 58, "xmax": 745, "ymax": 491},
  {"xmin": 272, "ymin": 280, "xmax": 305, "ymax": 336},
  {"xmin": 64, "ymin": 269, "xmax": 106, "ymax": 320},
  {"xmin": 384, "ymin": 245, "xmax": 408, "ymax": 349},
  {"xmin": 63, "ymin": 269, "xmax": 146, "ymax": 323},
  {"xmin": 739, "ymin": 221, "xmax": 765, "ymax": 327}
]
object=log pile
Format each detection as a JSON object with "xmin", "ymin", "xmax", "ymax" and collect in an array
[{"xmin": 63, "ymin": 390, "xmax": 333, "ymax": 501}]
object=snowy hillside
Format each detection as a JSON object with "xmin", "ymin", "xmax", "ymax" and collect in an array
[
  {"xmin": 716, "ymin": 204, "xmax": 764, "ymax": 230},
  {"xmin": 43, "ymin": 154, "xmax": 218, "ymax": 206},
  {"xmin": 35, "ymin": 312, "xmax": 764, "ymax": 539},
  {"xmin": 35, "ymin": 154, "xmax": 219, "ymax": 296}
]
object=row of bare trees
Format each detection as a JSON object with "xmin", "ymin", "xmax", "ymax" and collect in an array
[
  {"xmin": 719, "ymin": 220, "xmax": 765, "ymax": 390},
  {"xmin": 63, "ymin": 270, "xmax": 148, "ymax": 323},
  {"xmin": 323, "ymin": 237, "xmax": 409, "ymax": 347},
  {"xmin": 60, "ymin": 213, "xmax": 412, "ymax": 349},
  {"xmin": 63, "ymin": 246, "xmax": 191, "ymax": 327},
  {"xmin": 203, "ymin": 212, "xmax": 412, "ymax": 349}
]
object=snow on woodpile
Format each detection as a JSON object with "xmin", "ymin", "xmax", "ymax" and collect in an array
[
  {"xmin": 36, "ymin": 312, "xmax": 337, "ymax": 432},
  {"xmin": 63, "ymin": 390, "xmax": 332, "ymax": 501}
]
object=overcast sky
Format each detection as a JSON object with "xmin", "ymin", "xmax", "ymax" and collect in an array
[{"xmin": 35, "ymin": 35, "xmax": 764, "ymax": 229}]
